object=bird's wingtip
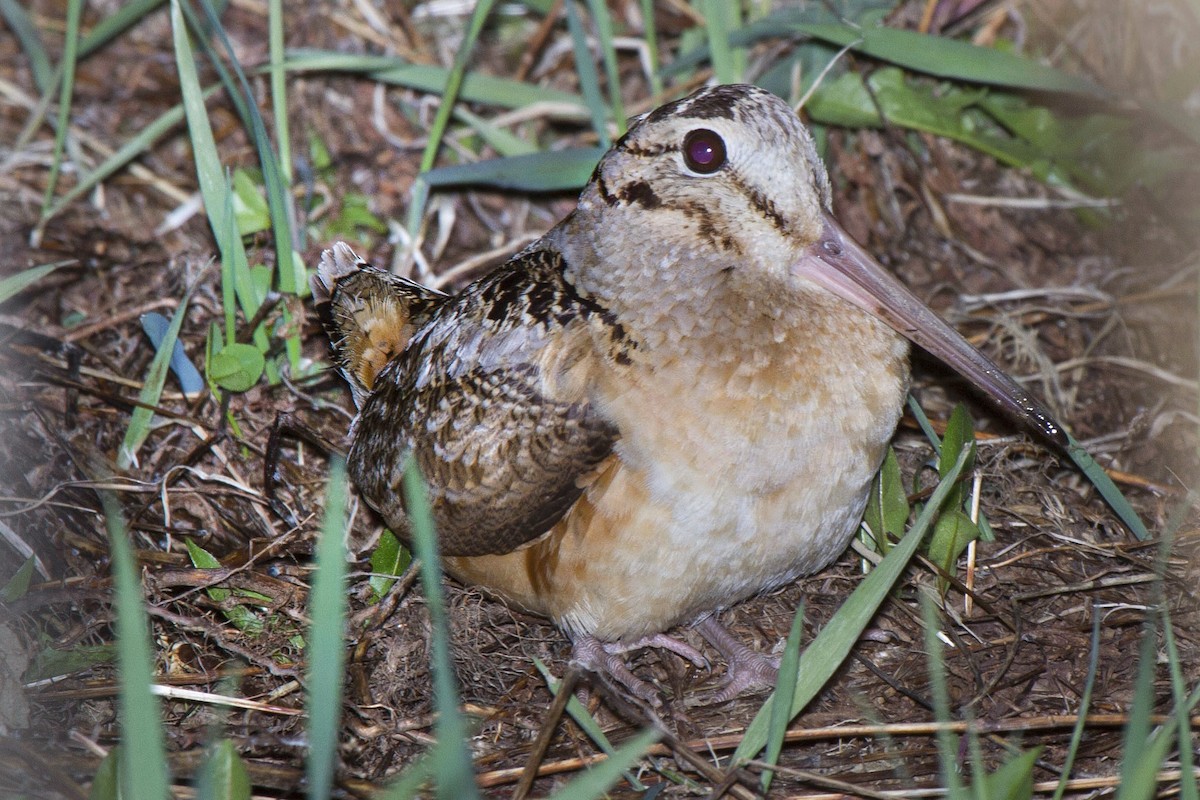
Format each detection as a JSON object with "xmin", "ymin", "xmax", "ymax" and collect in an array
[{"xmin": 313, "ymin": 242, "xmax": 365, "ymax": 303}]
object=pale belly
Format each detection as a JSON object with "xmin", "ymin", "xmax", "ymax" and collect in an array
[{"xmin": 445, "ymin": 314, "xmax": 909, "ymax": 641}]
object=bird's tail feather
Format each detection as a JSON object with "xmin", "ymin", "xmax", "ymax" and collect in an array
[{"xmin": 314, "ymin": 243, "xmax": 445, "ymax": 408}]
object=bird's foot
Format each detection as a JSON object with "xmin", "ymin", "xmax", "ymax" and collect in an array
[
  {"xmin": 691, "ymin": 616, "xmax": 781, "ymax": 705},
  {"xmin": 571, "ymin": 633, "xmax": 709, "ymax": 706}
]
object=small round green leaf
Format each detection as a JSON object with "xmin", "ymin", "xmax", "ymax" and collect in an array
[{"xmin": 208, "ymin": 343, "xmax": 265, "ymax": 392}]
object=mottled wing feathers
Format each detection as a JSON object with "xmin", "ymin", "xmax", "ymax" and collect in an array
[
  {"xmin": 325, "ymin": 244, "xmax": 620, "ymax": 557},
  {"xmin": 313, "ymin": 243, "xmax": 447, "ymax": 408}
]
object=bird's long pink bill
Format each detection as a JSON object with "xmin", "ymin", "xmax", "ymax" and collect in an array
[{"xmin": 797, "ymin": 214, "xmax": 1068, "ymax": 449}]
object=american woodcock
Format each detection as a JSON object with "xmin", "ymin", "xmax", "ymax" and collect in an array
[{"xmin": 313, "ymin": 84, "xmax": 1066, "ymax": 703}]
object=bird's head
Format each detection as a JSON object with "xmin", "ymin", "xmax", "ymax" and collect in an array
[{"xmin": 553, "ymin": 83, "xmax": 1065, "ymax": 446}]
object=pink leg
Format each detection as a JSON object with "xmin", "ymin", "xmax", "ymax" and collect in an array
[{"xmin": 693, "ymin": 616, "xmax": 781, "ymax": 704}]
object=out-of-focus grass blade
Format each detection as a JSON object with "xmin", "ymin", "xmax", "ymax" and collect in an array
[
  {"xmin": 377, "ymin": 753, "xmax": 434, "ymax": 800},
  {"xmin": 1065, "ymin": 432, "xmax": 1148, "ymax": 540},
  {"xmin": 280, "ymin": 50, "xmax": 587, "ymax": 112},
  {"xmin": 100, "ymin": 492, "xmax": 169, "ymax": 799},
  {"xmin": 306, "ymin": 457, "xmax": 349, "ymax": 800},
  {"xmin": 79, "ymin": 0, "xmax": 166, "ymax": 59},
  {"xmin": 0, "ymin": 261, "xmax": 70, "ymax": 304},
  {"xmin": 423, "ymin": 147, "xmax": 606, "ymax": 192},
  {"xmin": 919, "ymin": 595, "xmax": 967, "ymax": 800},
  {"xmin": 404, "ymin": 0, "xmax": 500, "ymax": 241},
  {"xmin": 39, "ymin": 0, "xmax": 84, "ymax": 219},
  {"xmin": 564, "ymin": 0, "xmax": 611, "ymax": 148},
  {"xmin": 701, "ymin": 0, "xmax": 742, "ymax": 83},
  {"xmin": 761, "ymin": 603, "xmax": 804, "ymax": 794},
  {"xmin": 1, "ymin": 0, "xmax": 52, "ymax": 91},
  {"xmin": 734, "ymin": 446, "xmax": 973, "ymax": 763},
  {"xmin": 197, "ymin": 738, "xmax": 252, "ymax": 800},
  {"xmin": 779, "ymin": 20, "xmax": 1108, "ymax": 97},
  {"xmin": 638, "ymin": 0, "xmax": 663, "ymax": 96},
  {"xmin": 583, "ymin": 0, "xmax": 625, "ymax": 134},
  {"xmin": 268, "ymin": 0, "xmax": 291, "ymax": 184},
  {"xmin": 402, "ymin": 459, "xmax": 479, "ymax": 800},
  {"xmin": 117, "ymin": 281, "xmax": 195, "ymax": 470},
  {"xmin": 544, "ymin": 729, "xmax": 659, "ymax": 799},
  {"xmin": 89, "ymin": 746, "xmax": 120, "ymax": 800},
  {"xmin": 452, "ymin": 106, "xmax": 538, "ymax": 157},
  {"xmin": 1161, "ymin": 610, "xmax": 1197, "ymax": 800}
]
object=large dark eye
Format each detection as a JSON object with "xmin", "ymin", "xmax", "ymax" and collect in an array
[{"xmin": 682, "ymin": 128, "xmax": 726, "ymax": 174}]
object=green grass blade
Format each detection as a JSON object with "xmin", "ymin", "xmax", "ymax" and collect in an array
[
  {"xmin": 306, "ymin": 457, "xmax": 349, "ymax": 800},
  {"xmin": 920, "ymin": 594, "xmax": 967, "ymax": 799},
  {"xmin": 39, "ymin": 0, "xmax": 84, "ymax": 219},
  {"xmin": 196, "ymin": 0, "xmax": 301, "ymax": 297},
  {"xmin": 546, "ymin": 729, "xmax": 659, "ymax": 799},
  {"xmin": 1161, "ymin": 609, "xmax": 1197, "ymax": 800},
  {"xmin": 0, "ymin": 260, "xmax": 71, "ymax": 304},
  {"xmin": 563, "ymin": 1, "xmax": 609, "ymax": 147},
  {"xmin": 422, "ymin": 147, "xmax": 607, "ymax": 192},
  {"xmin": 268, "ymin": 0, "xmax": 291, "ymax": 184},
  {"xmin": 279, "ymin": 50, "xmax": 586, "ymax": 111},
  {"xmin": 638, "ymin": 0, "xmax": 662, "ymax": 96},
  {"xmin": 402, "ymin": 459, "xmax": 480, "ymax": 800},
  {"xmin": 787, "ymin": 21, "xmax": 1107, "ymax": 96},
  {"xmin": 761, "ymin": 603, "xmax": 804, "ymax": 793},
  {"xmin": 404, "ymin": 0, "xmax": 500, "ymax": 240},
  {"xmin": 100, "ymin": 491, "xmax": 170, "ymax": 800},
  {"xmin": 117, "ymin": 280, "xmax": 195, "ymax": 469},
  {"xmin": 0, "ymin": 0, "xmax": 53, "ymax": 91},
  {"xmin": 452, "ymin": 106, "xmax": 539, "ymax": 157},
  {"xmin": 701, "ymin": 0, "xmax": 742, "ymax": 83},
  {"xmin": 582, "ymin": 0, "xmax": 625, "ymax": 140},
  {"xmin": 734, "ymin": 445, "xmax": 974, "ymax": 763},
  {"xmin": 79, "ymin": 0, "xmax": 167, "ymax": 59},
  {"xmin": 1065, "ymin": 432, "xmax": 1148, "ymax": 540}
]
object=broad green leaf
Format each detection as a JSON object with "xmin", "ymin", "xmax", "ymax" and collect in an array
[
  {"xmin": 88, "ymin": 746, "xmax": 121, "ymax": 800},
  {"xmin": 232, "ymin": 168, "xmax": 270, "ymax": 236},
  {"xmin": 197, "ymin": 739, "xmax": 252, "ymax": 800},
  {"xmin": 25, "ymin": 643, "xmax": 115, "ymax": 682},
  {"xmin": 368, "ymin": 530, "xmax": 412, "ymax": 603},
  {"xmin": 183, "ymin": 538, "xmax": 265, "ymax": 633},
  {"xmin": 207, "ymin": 341, "xmax": 266, "ymax": 394},
  {"xmin": 863, "ymin": 447, "xmax": 908, "ymax": 554},
  {"xmin": 0, "ymin": 557, "xmax": 35, "ymax": 602},
  {"xmin": 927, "ymin": 509, "xmax": 980, "ymax": 593},
  {"xmin": 979, "ymin": 748, "xmax": 1041, "ymax": 800}
]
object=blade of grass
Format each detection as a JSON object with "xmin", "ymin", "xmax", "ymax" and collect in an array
[
  {"xmin": 306, "ymin": 457, "xmax": 349, "ymax": 800},
  {"xmin": 267, "ymin": 0, "xmax": 291, "ymax": 185},
  {"xmin": 544, "ymin": 729, "xmax": 659, "ymax": 799},
  {"xmin": 1161, "ymin": 608, "xmax": 1197, "ymax": 800},
  {"xmin": 279, "ymin": 50, "xmax": 586, "ymax": 111},
  {"xmin": 733, "ymin": 445, "xmax": 973, "ymax": 763},
  {"xmin": 404, "ymin": 0, "xmax": 500, "ymax": 243},
  {"xmin": 39, "ymin": 0, "xmax": 84, "ymax": 220},
  {"xmin": 78, "ymin": 0, "xmax": 167, "ymax": 59},
  {"xmin": 701, "ymin": 0, "xmax": 742, "ymax": 83},
  {"xmin": 402, "ymin": 459, "xmax": 480, "ymax": 800},
  {"xmin": 761, "ymin": 603, "xmax": 804, "ymax": 794},
  {"xmin": 197, "ymin": 738, "xmax": 252, "ymax": 800},
  {"xmin": 1065, "ymin": 432, "xmax": 1148, "ymax": 540},
  {"xmin": 117, "ymin": 279, "xmax": 196, "ymax": 469},
  {"xmin": 0, "ymin": 260, "xmax": 71, "ymax": 304},
  {"xmin": 919, "ymin": 594, "xmax": 967, "ymax": 799},
  {"xmin": 582, "ymin": 0, "xmax": 625, "ymax": 135},
  {"xmin": 563, "ymin": 1, "xmax": 610, "ymax": 148},
  {"xmin": 100, "ymin": 491, "xmax": 169, "ymax": 800},
  {"xmin": 637, "ymin": 0, "xmax": 662, "ymax": 96},
  {"xmin": 422, "ymin": 147, "xmax": 607, "ymax": 192},
  {"xmin": 0, "ymin": 0, "xmax": 53, "ymax": 91}
]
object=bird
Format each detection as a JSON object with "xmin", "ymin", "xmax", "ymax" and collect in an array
[{"xmin": 312, "ymin": 84, "xmax": 1066, "ymax": 704}]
